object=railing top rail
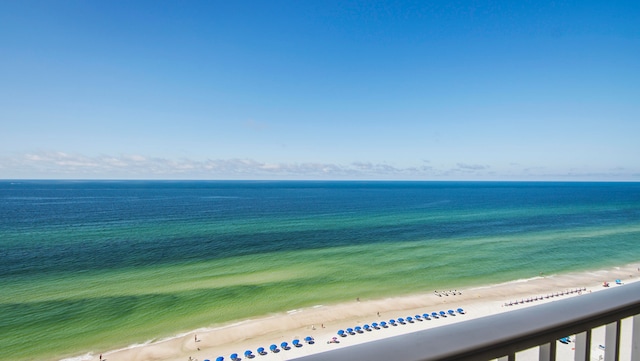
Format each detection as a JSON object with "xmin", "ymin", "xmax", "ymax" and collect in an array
[{"xmin": 294, "ymin": 281, "xmax": 640, "ymax": 361}]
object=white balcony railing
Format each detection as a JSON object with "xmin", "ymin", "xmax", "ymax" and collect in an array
[{"xmin": 295, "ymin": 281, "xmax": 640, "ymax": 361}]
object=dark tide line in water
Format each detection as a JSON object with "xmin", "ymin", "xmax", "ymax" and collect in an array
[{"xmin": 1, "ymin": 181, "xmax": 640, "ymax": 361}]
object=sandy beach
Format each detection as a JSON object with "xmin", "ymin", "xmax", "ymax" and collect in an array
[{"xmin": 88, "ymin": 263, "xmax": 640, "ymax": 361}]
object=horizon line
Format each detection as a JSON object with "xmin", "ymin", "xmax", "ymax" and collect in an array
[{"xmin": 2, "ymin": 178, "xmax": 639, "ymax": 183}]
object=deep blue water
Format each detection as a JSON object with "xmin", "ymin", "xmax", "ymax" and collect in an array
[{"xmin": 2, "ymin": 181, "xmax": 639, "ymax": 277}]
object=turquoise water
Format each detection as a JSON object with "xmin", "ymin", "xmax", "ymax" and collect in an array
[{"xmin": 1, "ymin": 181, "xmax": 639, "ymax": 361}]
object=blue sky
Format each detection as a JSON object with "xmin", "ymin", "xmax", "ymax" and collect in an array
[{"xmin": 1, "ymin": 1, "xmax": 639, "ymax": 180}]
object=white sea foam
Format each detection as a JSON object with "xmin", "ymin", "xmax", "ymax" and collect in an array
[
  {"xmin": 469, "ymin": 275, "xmax": 550, "ymax": 291},
  {"xmin": 134, "ymin": 319, "xmax": 260, "ymax": 349},
  {"xmin": 114, "ymin": 338, "xmax": 156, "ymax": 352},
  {"xmin": 59, "ymin": 352, "xmax": 93, "ymax": 361},
  {"xmin": 60, "ymin": 339, "xmax": 164, "ymax": 361}
]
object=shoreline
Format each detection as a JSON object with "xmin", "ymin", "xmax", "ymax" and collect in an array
[{"xmin": 77, "ymin": 263, "xmax": 640, "ymax": 361}]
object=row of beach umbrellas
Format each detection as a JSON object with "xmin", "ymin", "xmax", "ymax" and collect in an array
[
  {"xmin": 206, "ymin": 307, "xmax": 468, "ymax": 360},
  {"xmin": 503, "ymin": 288, "xmax": 587, "ymax": 307},
  {"xmin": 337, "ymin": 308, "xmax": 466, "ymax": 337},
  {"xmin": 206, "ymin": 336, "xmax": 315, "ymax": 361}
]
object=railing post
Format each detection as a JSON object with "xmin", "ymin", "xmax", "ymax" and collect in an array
[
  {"xmin": 539, "ymin": 341, "xmax": 556, "ymax": 361},
  {"xmin": 574, "ymin": 330, "xmax": 591, "ymax": 361},
  {"xmin": 605, "ymin": 320, "xmax": 621, "ymax": 361},
  {"xmin": 632, "ymin": 315, "xmax": 640, "ymax": 361}
]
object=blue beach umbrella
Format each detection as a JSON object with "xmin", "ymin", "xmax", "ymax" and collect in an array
[
  {"xmin": 293, "ymin": 339, "xmax": 301, "ymax": 347},
  {"xmin": 257, "ymin": 347, "xmax": 266, "ymax": 355},
  {"xmin": 270, "ymin": 344, "xmax": 278, "ymax": 352},
  {"xmin": 281, "ymin": 341, "xmax": 289, "ymax": 350},
  {"xmin": 423, "ymin": 313, "xmax": 430, "ymax": 320},
  {"xmin": 448, "ymin": 309, "xmax": 456, "ymax": 316},
  {"xmin": 415, "ymin": 315, "xmax": 423, "ymax": 321},
  {"xmin": 457, "ymin": 308, "xmax": 465, "ymax": 314},
  {"xmin": 406, "ymin": 316, "xmax": 414, "ymax": 323},
  {"xmin": 431, "ymin": 312, "xmax": 439, "ymax": 318},
  {"xmin": 244, "ymin": 350, "xmax": 253, "ymax": 357},
  {"xmin": 371, "ymin": 322, "xmax": 379, "ymax": 329},
  {"xmin": 440, "ymin": 311, "xmax": 447, "ymax": 317},
  {"xmin": 230, "ymin": 353, "xmax": 238, "ymax": 361},
  {"xmin": 380, "ymin": 321, "xmax": 388, "ymax": 328},
  {"xmin": 397, "ymin": 317, "xmax": 405, "ymax": 324},
  {"xmin": 389, "ymin": 319, "xmax": 397, "ymax": 325},
  {"xmin": 347, "ymin": 327, "xmax": 355, "ymax": 334},
  {"xmin": 355, "ymin": 326, "xmax": 362, "ymax": 333},
  {"xmin": 305, "ymin": 336, "xmax": 315, "ymax": 344},
  {"xmin": 215, "ymin": 357, "xmax": 224, "ymax": 361},
  {"xmin": 337, "ymin": 329, "xmax": 345, "ymax": 337},
  {"xmin": 363, "ymin": 324, "xmax": 371, "ymax": 331}
]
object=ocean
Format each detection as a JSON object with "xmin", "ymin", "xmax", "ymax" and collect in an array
[{"xmin": 1, "ymin": 180, "xmax": 639, "ymax": 361}]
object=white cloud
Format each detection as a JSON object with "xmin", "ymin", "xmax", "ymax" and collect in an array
[
  {"xmin": 0, "ymin": 152, "xmax": 427, "ymax": 179},
  {"xmin": 1, "ymin": 152, "xmax": 638, "ymax": 181},
  {"xmin": 456, "ymin": 163, "xmax": 489, "ymax": 171}
]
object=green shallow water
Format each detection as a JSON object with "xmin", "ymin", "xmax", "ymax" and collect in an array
[{"xmin": 4, "ymin": 225, "xmax": 640, "ymax": 361}]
